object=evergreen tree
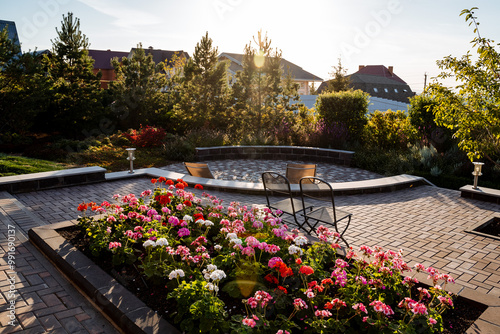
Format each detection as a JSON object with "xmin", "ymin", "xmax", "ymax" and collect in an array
[
  {"xmin": 174, "ymin": 32, "xmax": 231, "ymax": 132},
  {"xmin": 326, "ymin": 57, "xmax": 351, "ymax": 93},
  {"xmin": 37, "ymin": 12, "xmax": 106, "ymax": 137},
  {"xmin": 230, "ymin": 30, "xmax": 301, "ymax": 140},
  {"xmin": 0, "ymin": 26, "xmax": 50, "ymax": 135},
  {"xmin": 110, "ymin": 44, "xmax": 168, "ymax": 130}
]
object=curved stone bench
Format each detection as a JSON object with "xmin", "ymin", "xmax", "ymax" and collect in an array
[
  {"xmin": 106, "ymin": 168, "xmax": 433, "ymax": 195},
  {"xmin": 195, "ymin": 146, "xmax": 354, "ymax": 166}
]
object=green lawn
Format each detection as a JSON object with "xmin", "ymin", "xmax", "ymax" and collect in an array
[{"xmin": 0, "ymin": 153, "xmax": 75, "ymax": 177}]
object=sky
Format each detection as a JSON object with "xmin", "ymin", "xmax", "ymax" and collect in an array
[{"xmin": 3, "ymin": 0, "xmax": 500, "ymax": 94}]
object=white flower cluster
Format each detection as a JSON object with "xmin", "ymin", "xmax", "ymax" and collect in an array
[
  {"xmin": 288, "ymin": 244, "xmax": 304, "ymax": 256},
  {"xmin": 183, "ymin": 215, "xmax": 193, "ymax": 223},
  {"xmin": 294, "ymin": 236, "xmax": 308, "ymax": 246},
  {"xmin": 202, "ymin": 264, "xmax": 226, "ymax": 293},
  {"xmin": 168, "ymin": 269, "xmax": 185, "ymax": 280},
  {"xmin": 143, "ymin": 238, "xmax": 169, "ymax": 248},
  {"xmin": 214, "ymin": 244, "xmax": 223, "ymax": 251},
  {"xmin": 198, "ymin": 220, "xmax": 214, "ymax": 227},
  {"xmin": 226, "ymin": 233, "xmax": 237, "ymax": 240},
  {"xmin": 226, "ymin": 233, "xmax": 242, "ymax": 247}
]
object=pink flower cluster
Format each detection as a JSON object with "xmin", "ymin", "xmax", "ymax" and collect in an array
[
  {"xmin": 293, "ymin": 298, "xmax": 308, "ymax": 310},
  {"xmin": 398, "ymin": 297, "xmax": 428, "ymax": 315},
  {"xmin": 108, "ymin": 242, "xmax": 121, "ymax": 249},
  {"xmin": 369, "ymin": 300, "xmax": 394, "ymax": 316},
  {"xmin": 315, "ymin": 309, "xmax": 332, "ymax": 318},
  {"xmin": 247, "ymin": 290, "xmax": 273, "ymax": 309}
]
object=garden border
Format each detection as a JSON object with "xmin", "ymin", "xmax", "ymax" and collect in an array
[{"xmin": 29, "ymin": 221, "xmax": 500, "ymax": 334}]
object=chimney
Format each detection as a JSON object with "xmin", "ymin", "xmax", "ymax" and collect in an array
[
  {"xmin": 359, "ymin": 65, "xmax": 365, "ymax": 71},
  {"xmin": 388, "ymin": 66, "xmax": 394, "ymax": 76}
]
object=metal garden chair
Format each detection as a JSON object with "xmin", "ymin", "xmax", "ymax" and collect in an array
[
  {"xmin": 184, "ymin": 162, "xmax": 215, "ymax": 179},
  {"xmin": 285, "ymin": 163, "xmax": 317, "ymax": 184},
  {"xmin": 299, "ymin": 176, "xmax": 352, "ymax": 247}
]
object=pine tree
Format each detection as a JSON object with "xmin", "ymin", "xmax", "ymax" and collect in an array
[
  {"xmin": 174, "ymin": 32, "xmax": 230, "ymax": 132},
  {"xmin": 230, "ymin": 30, "xmax": 301, "ymax": 140},
  {"xmin": 38, "ymin": 12, "xmax": 106, "ymax": 137},
  {"xmin": 326, "ymin": 57, "xmax": 351, "ymax": 93},
  {"xmin": 110, "ymin": 44, "xmax": 168, "ymax": 130}
]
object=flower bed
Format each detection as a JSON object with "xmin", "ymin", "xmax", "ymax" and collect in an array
[{"xmin": 74, "ymin": 178, "xmax": 459, "ymax": 333}]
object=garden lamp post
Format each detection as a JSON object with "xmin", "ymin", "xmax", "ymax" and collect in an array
[
  {"xmin": 472, "ymin": 162, "xmax": 484, "ymax": 189},
  {"xmin": 126, "ymin": 148, "xmax": 136, "ymax": 174}
]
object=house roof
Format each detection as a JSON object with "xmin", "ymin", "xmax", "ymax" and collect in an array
[
  {"xmin": 317, "ymin": 65, "xmax": 415, "ymax": 103},
  {"xmin": 219, "ymin": 52, "xmax": 323, "ymax": 82},
  {"xmin": 130, "ymin": 47, "xmax": 190, "ymax": 65},
  {"xmin": 88, "ymin": 49, "xmax": 129, "ymax": 69}
]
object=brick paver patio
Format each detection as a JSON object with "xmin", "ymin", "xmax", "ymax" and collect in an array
[{"xmin": 1, "ymin": 162, "xmax": 499, "ymax": 332}]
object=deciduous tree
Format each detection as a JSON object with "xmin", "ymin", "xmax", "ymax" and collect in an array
[{"xmin": 426, "ymin": 7, "xmax": 500, "ymax": 166}]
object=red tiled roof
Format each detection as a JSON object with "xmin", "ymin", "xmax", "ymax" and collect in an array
[{"xmin": 354, "ymin": 65, "xmax": 406, "ymax": 84}]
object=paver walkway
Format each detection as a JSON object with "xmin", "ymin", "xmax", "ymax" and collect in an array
[{"xmin": 1, "ymin": 160, "xmax": 499, "ymax": 333}]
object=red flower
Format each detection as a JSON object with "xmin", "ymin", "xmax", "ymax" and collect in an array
[
  {"xmin": 175, "ymin": 183, "xmax": 185, "ymax": 189},
  {"xmin": 77, "ymin": 203, "xmax": 88, "ymax": 211},
  {"xmin": 183, "ymin": 200, "xmax": 192, "ymax": 207},
  {"xmin": 194, "ymin": 184, "xmax": 203, "ymax": 190},
  {"xmin": 193, "ymin": 213, "xmax": 204, "ymax": 221},
  {"xmin": 158, "ymin": 177, "xmax": 167, "ymax": 183},
  {"xmin": 166, "ymin": 180, "xmax": 174, "ymax": 186},
  {"xmin": 151, "ymin": 178, "xmax": 157, "ymax": 184},
  {"xmin": 299, "ymin": 265, "xmax": 314, "ymax": 276},
  {"xmin": 295, "ymin": 258, "xmax": 302, "ymax": 265},
  {"xmin": 276, "ymin": 286, "xmax": 288, "ymax": 294},
  {"xmin": 265, "ymin": 274, "xmax": 278, "ymax": 284},
  {"xmin": 321, "ymin": 278, "xmax": 334, "ymax": 286},
  {"xmin": 159, "ymin": 195, "xmax": 171, "ymax": 205},
  {"xmin": 325, "ymin": 302, "xmax": 334, "ymax": 310}
]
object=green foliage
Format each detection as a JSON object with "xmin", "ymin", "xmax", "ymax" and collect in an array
[
  {"xmin": 363, "ymin": 110, "xmax": 418, "ymax": 150},
  {"xmin": 408, "ymin": 94, "xmax": 454, "ymax": 151},
  {"xmin": 162, "ymin": 134, "xmax": 196, "ymax": 161},
  {"xmin": 230, "ymin": 30, "xmax": 302, "ymax": 140},
  {"xmin": 0, "ymin": 27, "xmax": 50, "ymax": 135},
  {"xmin": 426, "ymin": 7, "xmax": 500, "ymax": 165},
  {"xmin": 110, "ymin": 44, "xmax": 169, "ymax": 130},
  {"xmin": 325, "ymin": 57, "xmax": 351, "ymax": 93},
  {"xmin": 315, "ymin": 89, "xmax": 369, "ymax": 143},
  {"xmin": 36, "ymin": 12, "xmax": 108, "ymax": 137},
  {"xmin": 174, "ymin": 33, "xmax": 231, "ymax": 133}
]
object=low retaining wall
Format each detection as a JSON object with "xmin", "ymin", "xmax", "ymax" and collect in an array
[
  {"xmin": 0, "ymin": 166, "xmax": 107, "ymax": 194},
  {"xmin": 196, "ymin": 146, "xmax": 354, "ymax": 166}
]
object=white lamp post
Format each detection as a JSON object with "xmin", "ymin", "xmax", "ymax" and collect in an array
[
  {"xmin": 126, "ymin": 148, "xmax": 136, "ymax": 174},
  {"xmin": 472, "ymin": 162, "xmax": 484, "ymax": 189}
]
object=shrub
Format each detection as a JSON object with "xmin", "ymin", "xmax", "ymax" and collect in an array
[
  {"xmin": 315, "ymin": 89, "xmax": 369, "ymax": 143},
  {"xmin": 163, "ymin": 134, "xmax": 196, "ymax": 161},
  {"xmin": 124, "ymin": 125, "xmax": 167, "ymax": 148},
  {"xmin": 363, "ymin": 110, "xmax": 419, "ymax": 150}
]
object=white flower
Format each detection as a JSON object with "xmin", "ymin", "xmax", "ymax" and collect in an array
[
  {"xmin": 203, "ymin": 220, "xmax": 214, "ymax": 226},
  {"xmin": 156, "ymin": 238, "xmax": 169, "ymax": 247},
  {"xmin": 214, "ymin": 244, "xmax": 222, "ymax": 251},
  {"xmin": 205, "ymin": 282, "xmax": 219, "ymax": 292},
  {"xmin": 210, "ymin": 269, "xmax": 227, "ymax": 282},
  {"xmin": 183, "ymin": 215, "xmax": 193, "ymax": 222},
  {"xmin": 294, "ymin": 236, "xmax": 308, "ymax": 246},
  {"xmin": 229, "ymin": 238, "xmax": 242, "ymax": 246},
  {"xmin": 226, "ymin": 233, "xmax": 238, "ymax": 240},
  {"xmin": 168, "ymin": 269, "xmax": 185, "ymax": 280},
  {"xmin": 288, "ymin": 245, "xmax": 303, "ymax": 255},
  {"xmin": 143, "ymin": 240, "xmax": 156, "ymax": 248}
]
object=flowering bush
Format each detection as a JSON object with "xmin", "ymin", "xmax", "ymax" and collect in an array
[
  {"xmin": 77, "ymin": 178, "xmax": 455, "ymax": 333},
  {"xmin": 124, "ymin": 125, "xmax": 167, "ymax": 147}
]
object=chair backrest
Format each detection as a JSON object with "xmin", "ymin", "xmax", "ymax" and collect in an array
[
  {"xmin": 262, "ymin": 171, "xmax": 294, "ymax": 207},
  {"xmin": 286, "ymin": 163, "xmax": 317, "ymax": 184},
  {"xmin": 184, "ymin": 162, "xmax": 215, "ymax": 179},
  {"xmin": 299, "ymin": 176, "xmax": 337, "ymax": 219}
]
